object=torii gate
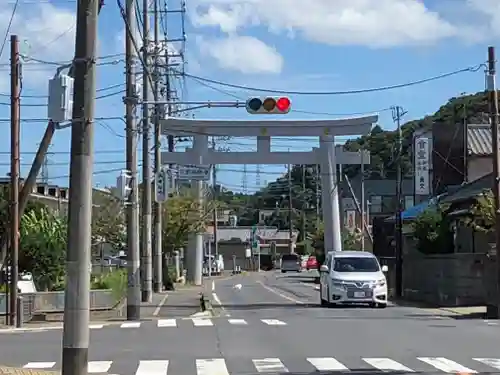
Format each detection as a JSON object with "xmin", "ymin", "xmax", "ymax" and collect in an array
[{"xmin": 160, "ymin": 116, "xmax": 377, "ymax": 284}]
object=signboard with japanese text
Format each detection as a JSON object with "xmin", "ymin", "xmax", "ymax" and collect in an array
[
  {"xmin": 414, "ymin": 137, "xmax": 430, "ymax": 195},
  {"xmin": 345, "ymin": 210, "xmax": 356, "ymax": 232}
]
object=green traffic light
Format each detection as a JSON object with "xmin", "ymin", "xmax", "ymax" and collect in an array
[{"xmin": 247, "ymin": 98, "xmax": 262, "ymax": 112}]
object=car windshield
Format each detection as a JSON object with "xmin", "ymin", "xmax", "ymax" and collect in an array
[
  {"xmin": 333, "ymin": 257, "xmax": 380, "ymax": 272},
  {"xmin": 282, "ymin": 254, "xmax": 299, "ymax": 262}
]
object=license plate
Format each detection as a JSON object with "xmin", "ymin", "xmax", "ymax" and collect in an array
[{"xmin": 354, "ymin": 291, "xmax": 365, "ymax": 298}]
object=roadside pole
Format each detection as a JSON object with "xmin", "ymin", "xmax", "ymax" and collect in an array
[{"xmin": 61, "ymin": 0, "xmax": 99, "ymax": 373}]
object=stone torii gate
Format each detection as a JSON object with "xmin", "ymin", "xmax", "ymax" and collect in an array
[{"xmin": 160, "ymin": 116, "xmax": 377, "ymax": 284}]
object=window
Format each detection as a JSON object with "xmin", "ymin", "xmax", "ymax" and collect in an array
[
  {"xmin": 370, "ymin": 196, "xmax": 382, "ymax": 213},
  {"xmin": 333, "ymin": 257, "xmax": 380, "ymax": 272},
  {"xmin": 404, "ymin": 196, "xmax": 414, "ymax": 209},
  {"xmin": 281, "ymin": 254, "xmax": 299, "ymax": 262}
]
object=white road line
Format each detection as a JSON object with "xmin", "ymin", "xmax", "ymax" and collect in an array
[
  {"xmin": 228, "ymin": 319, "xmax": 247, "ymax": 325},
  {"xmin": 261, "ymin": 319, "xmax": 286, "ymax": 325},
  {"xmin": 23, "ymin": 362, "xmax": 56, "ymax": 369},
  {"xmin": 307, "ymin": 357, "xmax": 348, "ymax": 371},
  {"xmin": 196, "ymin": 359, "xmax": 229, "ymax": 375},
  {"xmin": 135, "ymin": 360, "xmax": 169, "ymax": 375},
  {"xmin": 89, "ymin": 324, "xmax": 104, "ymax": 329},
  {"xmin": 120, "ymin": 322, "xmax": 141, "ymax": 328},
  {"xmin": 89, "ymin": 361, "xmax": 113, "ymax": 373},
  {"xmin": 256, "ymin": 280, "xmax": 305, "ymax": 304},
  {"xmin": 252, "ymin": 358, "xmax": 288, "ymax": 373},
  {"xmin": 473, "ymin": 358, "xmax": 500, "ymax": 370},
  {"xmin": 363, "ymin": 358, "xmax": 414, "ymax": 372},
  {"xmin": 212, "ymin": 292, "xmax": 222, "ymax": 306},
  {"xmin": 157, "ymin": 319, "xmax": 177, "ymax": 327},
  {"xmin": 418, "ymin": 357, "xmax": 477, "ymax": 373},
  {"xmin": 153, "ymin": 294, "xmax": 169, "ymax": 316},
  {"xmin": 192, "ymin": 318, "xmax": 214, "ymax": 326}
]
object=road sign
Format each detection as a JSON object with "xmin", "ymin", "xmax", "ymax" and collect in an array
[
  {"xmin": 251, "ymin": 226, "xmax": 259, "ymax": 250},
  {"xmin": 177, "ymin": 165, "xmax": 210, "ymax": 181}
]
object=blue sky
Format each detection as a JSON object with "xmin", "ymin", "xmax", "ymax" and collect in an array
[{"xmin": 0, "ymin": 0, "xmax": 497, "ymax": 193}]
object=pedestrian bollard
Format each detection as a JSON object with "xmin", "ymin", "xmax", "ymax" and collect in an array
[{"xmin": 16, "ymin": 296, "xmax": 23, "ymax": 328}]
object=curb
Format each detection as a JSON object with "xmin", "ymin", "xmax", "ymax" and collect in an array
[{"xmin": 0, "ymin": 366, "xmax": 59, "ymax": 374}]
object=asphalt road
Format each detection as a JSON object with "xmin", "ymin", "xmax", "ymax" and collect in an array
[{"xmin": 1, "ymin": 270, "xmax": 500, "ymax": 374}]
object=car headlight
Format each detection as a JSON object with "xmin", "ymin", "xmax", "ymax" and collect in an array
[{"xmin": 331, "ymin": 279, "xmax": 345, "ymax": 289}]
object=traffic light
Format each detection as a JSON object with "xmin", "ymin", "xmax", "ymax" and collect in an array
[{"xmin": 245, "ymin": 97, "xmax": 291, "ymax": 114}]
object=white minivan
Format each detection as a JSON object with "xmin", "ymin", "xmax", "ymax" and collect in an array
[{"xmin": 319, "ymin": 251, "xmax": 388, "ymax": 308}]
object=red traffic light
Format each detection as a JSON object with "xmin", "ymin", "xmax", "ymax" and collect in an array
[{"xmin": 245, "ymin": 97, "xmax": 291, "ymax": 114}]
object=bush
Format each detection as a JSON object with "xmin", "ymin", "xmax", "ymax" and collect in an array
[{"xmin": 91, "ymin": 270, "xmax": 127, "ymax": 302}]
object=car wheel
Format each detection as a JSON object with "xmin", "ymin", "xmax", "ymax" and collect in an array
[
  {"xmin": 281, "ymin": 270, "xmax": 286, "ymax": 273},
  {"xmin": 377, "ymin": 303, "xmax": 387, "ymax": 309}
]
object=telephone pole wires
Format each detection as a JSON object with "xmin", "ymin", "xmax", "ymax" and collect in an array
[
  {"xmin": 486, "ymin": 46, "xmax": 500, "ymax": 318},
  {"xmin": 61, "ymin": 0, "xmax": 99, "ymax": 373},
  {"xmin": 125, "ymin": 0, "xmax": 141, "ymax": 321},
  {"xmin": 152, "ymin": 0, "xmax": 162, "ymax": 293},
  {"xmin": 141, "ymin": 0, "xmax": 153, "ymax": 303},
  {"xmin": 392, "ymin": 105, "xmax": 407, "ymax": 299},
  {"xmin": 9, "ymin": 34, "xmax": 20, "ymax": 327}
]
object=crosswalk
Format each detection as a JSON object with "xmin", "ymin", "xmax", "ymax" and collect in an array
[
  {"xmin": 18, "ymin": 356, "xmax": 500, "ymax": 374},
  {"xmin": 0, "ymin": 318, "xmax": 289, "ymax": 333}
]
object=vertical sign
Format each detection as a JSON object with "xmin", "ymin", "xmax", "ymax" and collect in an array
[
  {"xmin": 345, "ymin": 210, "xmax": 356, "ymax": 232},
  {"xmin": 155, "ymin": 169, "xmax": 167, "ymax": 202},
  {"xmin": 414, "ymin": 137, "xmax": 430, "ymax": 195}
]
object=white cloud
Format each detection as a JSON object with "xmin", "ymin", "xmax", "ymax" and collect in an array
[
  {"xmin": 189, "ymin": 0, "xmax": 500, "ymax": 48},
  {"xmin": 197, "ymin": 35, "xmax": 283, "ymax": 74},
  {"xmin": 0, "ymin": 1, "xmax": 77, "ymax": 91}
]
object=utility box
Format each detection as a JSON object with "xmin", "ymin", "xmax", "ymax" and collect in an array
[{"xmin": 48, "ymin": 75, "xmax": 74, "ymax": 123}]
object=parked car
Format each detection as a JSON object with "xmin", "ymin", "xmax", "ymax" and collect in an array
[
  {"xmin": 319, "ymin": 251, "xmax": 388, "ymax": 308},
  {"xmin": 306, "ymin": 255, "xmax": 318, "ymax": 270}
]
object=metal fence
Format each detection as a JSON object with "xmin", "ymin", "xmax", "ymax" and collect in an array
[{"xmin": 0, "ymin": 289, "xmax": 116, "ymax": 323}]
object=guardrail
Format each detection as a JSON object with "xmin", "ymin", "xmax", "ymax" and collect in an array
[{"xmin": 0, "ymin": 290, "xmax": 116, "ymax": 322}]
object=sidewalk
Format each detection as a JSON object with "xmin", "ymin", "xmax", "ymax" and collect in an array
[{"xmin": 0, "ymin": 366, "xmax": 59, "ymax": 374}]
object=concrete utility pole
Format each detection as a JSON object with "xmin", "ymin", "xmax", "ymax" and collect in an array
[
  {"xmin": 211, "ymin": 137, "xmax": 219, "ymax": 258},
  {"xmin": 61, "ymin": 0, "xmax": 99, "ymax": 373},
  {"xmin": 152, "ymin": 0, "xmax": 162, "ymax": 293},
  {"xmin": 141, "ymin": 0, "xmax": 153, "ymax": 303},
  {"xmin": 315, "ymin": 165, "xmax": 320, "ymax": 229},
  {"xmin": 125, "ymin": 0, "xmax": 141, "ymax": 321},
  {"xmin": 9, "ymin": 35, "xmax": 20, "ymax": 327},
  {"xmin": 287, "ymin": 163, "xmax": 294, "ymax": 253},
  {"xmin": 392, "ymin": 105, "xmax": 406, "ymax": 298},
  {"xmin": 301, "ymin": 165, "xmax": 306, "ymax": 242},
  {"xmin": 360, "ymin": 148, "xmax": 365, "ymax": 251},
  {"xmin": 486, "ymin": 46, "xmax": 500, "ymax": 318}
]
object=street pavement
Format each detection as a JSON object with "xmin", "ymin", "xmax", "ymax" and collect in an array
[{"xmin": 2, "ymin": 270, "xmax": 500, "ymax": 374}]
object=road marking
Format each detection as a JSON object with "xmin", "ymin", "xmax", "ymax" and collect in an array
[
  {"xmin": 120, "ymin": 322, "xmax": 141, "ymax": 328},
  {"xmin": 252, "ymin": 358, "xmax": 288, "ymax": 372},
  {"xmin": 212, "ymin": 280, "xmax": 215, "ymax": 291},
  {"xmin": 307, "ymin": 357, "xmax": 348, "ymax": 371},
  {"xmin": 418, "ymin": 357, "xmax": 477, "ymax": 373},
  {"xmin": 473, "ymin": 358, "xmax": 500, "ymax": 370},
  {"xmin": 212, "ymin": 292, "xmax": 222, "ymax": 306},
  {"xmin": 157, "ymin": 319, "xmax": 177, "ymax": 327},
  {"xmin": 261, "ymin": 319, "xmax": 286, "ymax": 325},
  {"xmin": 89, "ymin": 361, "xmax": 113, "ymax": 373},
  {"xmin": 256, "ymin": 280, "xmax": 305, "ymax": 304},
  {"xmin": 153, "ymin": 294, "xmax": 169, "ymax": 316},
  {"xmin": 228, "ymin": 319, "xmax": 247, "ymax": 325},
  {"xmin": 136, "ymin": 360, "xmax": 169, "ymax": 375},
  {"xmin": 363, "ymin": 358, "xmax": 414, "ymax": 372},
  {"xmin": 196, "ymin": 359, "xmax": 229, "ymax": 375},
  {"xmin": 89, "ymin": 324, "xmax": 104, "ymax": 329},
  {"xmin": 192, "ymin": 318, "xmax": 213, "ymax": 326},
  {"xmin": 23, "ymin": 362, "xmax": 56, "ymax": 369}
]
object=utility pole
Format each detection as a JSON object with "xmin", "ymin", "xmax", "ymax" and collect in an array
[
  {"xmin": 61, "ymin": 0, "xmax": 99, "ymax": 373},
  {"xmin": 211, "ymin": 137, "xmax": 219, "ymax": 258},
  {"xmin": 316, "ymin": 165, "xmax": 320, "ymax": 229},
  {"xmin": 152, "ymin": 0, "xmax": 162, "ymax": 293},
  {"xmin": 141, "ymin": 0, "xmax": 152, "ymax": 303},
  {"xmin": 360, "ymin": 148, "xmax": 365, "ymax": 251},
  {"xmin": 486, "ymin": 46, "xmax": 500, "ymax": 318},
  {"xmin": 288, "ymin": 163, "xmax": 294, "ymax": 253},
  {"xmin": 392, "ymin": 105, "xmax": 406, "ymax": 299},
  {"xmin": 9, "ymin": 35, "xmax": 20, "ymax": 327},
  {"xmin": 125, "ymin": 0, "xmax": 141, "ymax": 321},
  {"xmin": 301, "ymin": 165, "xmax": 306, "ymax": 242}
]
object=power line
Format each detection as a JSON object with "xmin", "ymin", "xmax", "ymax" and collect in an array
[
  {"xmin": 0, "ymin": 0, "xmax": 19, "ymax": 59},
  {"xmin": 180, "ymin": 63, "xmax": 484, "ymax": 96}
]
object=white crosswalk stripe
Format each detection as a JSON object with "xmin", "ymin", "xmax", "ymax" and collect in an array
[
  {"xmin": 120, "ymin": 322, "xmax": 141, "ymax": 328},
  {"xmin": 157, "ymin": 319, "xmax": 177, "ymax": 327},
  {"xmin": 20, "ymin": 356, "xmax": 500, "ymax": 374},
  {"xmin": 260, "ymin": 319, "xmax": 286, "ymax": 325}
]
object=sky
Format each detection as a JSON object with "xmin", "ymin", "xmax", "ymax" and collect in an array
[{"xmin": 0, "ymin": 0, "xmax": 498, "ymax": 194}]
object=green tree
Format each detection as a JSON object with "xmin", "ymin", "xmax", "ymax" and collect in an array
[
  {"xmin": 19, "ymin": 206, "xmax": 67, "ymax": 290},
  {"xmin": 467, "ymin": 191, "xmax": 495, "ymax": 233},
  {"xmin": 411, "ymin": 208, "xmax": 452, "ymax": 254},
  {"xmin": 91, "ymin": 189, "xmax": 125, "ymax": 255}
]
